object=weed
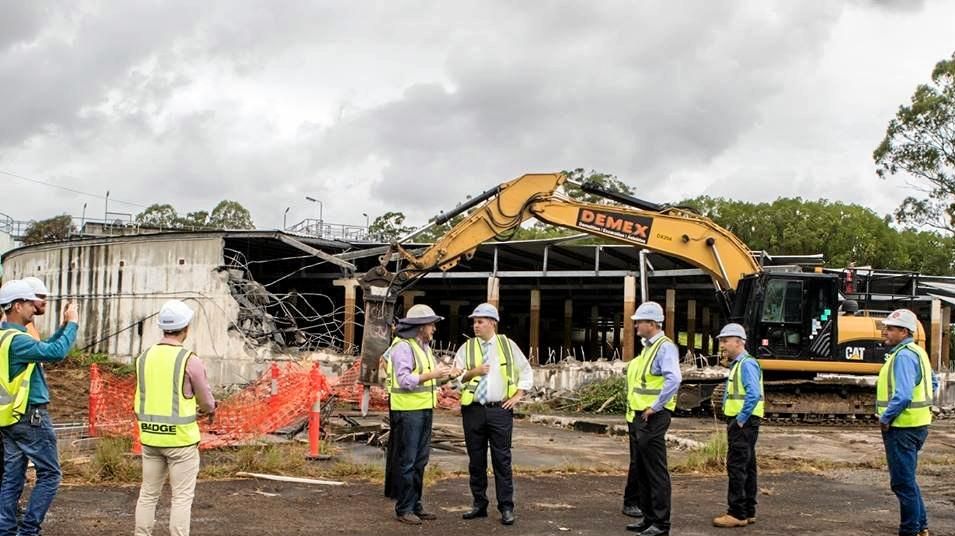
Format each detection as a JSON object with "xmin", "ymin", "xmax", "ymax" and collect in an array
[{"xmin": 674, "ymin": 429, "xmax": 727, "ymax": 474}]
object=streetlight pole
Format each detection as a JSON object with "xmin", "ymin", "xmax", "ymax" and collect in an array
[
  {"xmin": 305, "ymin": 196, "xmax": 323, "ymax": 237},
  {"xmin": 104, "ymin": 190, "xmax": 110, "ymax": 225},
  {"xmin": 81, "ymin": 202, "xmax": 87, "ymax": 232},
  {"xmin": 283, "ymin": 207, "xmax": 290, "ymax": 231}
]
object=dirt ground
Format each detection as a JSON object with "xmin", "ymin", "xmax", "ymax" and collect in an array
[
  {"xmin": 34, "ymin": 364, "xmax": 955, "ymax": 535},
  {"xmin": 42, "ymin": 468, "xmax": 955, "ymax": 536}
]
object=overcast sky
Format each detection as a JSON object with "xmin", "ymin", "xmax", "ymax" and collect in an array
[{"xmin": 1, "ymin": 1, "xmax": 953, "ymax": 231}]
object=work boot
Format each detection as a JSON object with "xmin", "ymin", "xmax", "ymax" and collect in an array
[
  {"xmin": 622, "ymin": 505, "xmax": 644, "ymax": 518},
  {"xmin": 712, "ymin": 513, "xmax": 748, "ymax": 528},
  {"xmin": 396, "ymin": 513, "xmax": 422, "ymax": 525},
  {"xmin": 501, "ymin": 509, "xmax": 515, "ymax": 525},
  {"xmin": 918, "ymin": 530, "xmax": 929, "ymax": 536},
  {"xmin": 462, "ymin": 507, "xmax": 488, "ymax": 520},
  {"xmin": 414, "ymin": 510, "xmax": 437, "ymax": 520},
  {"xmin": 747, "ymin": 516, "xmax": 756, "ymax": 524},
  {"xmin": 626, "ymin": 521, "xmax": 651, "ymax": 533}
]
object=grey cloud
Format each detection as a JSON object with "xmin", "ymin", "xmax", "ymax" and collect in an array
[
  {"xmin": 0, "ymin": 2, "xmax": 199, "ymax": 145},
  {"xmin": 308, "ymin": 3, "xmax": 843, "ymax": 218}
]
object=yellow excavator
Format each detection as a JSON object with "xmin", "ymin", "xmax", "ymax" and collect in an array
[{"xmin": 356, "ymin": 172, "xmax": 924, "ymax": 420}]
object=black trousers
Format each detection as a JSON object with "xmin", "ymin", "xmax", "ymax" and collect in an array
[
  {"xmin": 629, "ymin": 410, "xmax": 672, "ymax": 529},
  {"xmin": 726, "ymin": 416, "xmax": 760, "ymax": 519},
  {"xmin": 384, "ymin": 410, "xmax": 400, "ymax": 499},
  {"xmin": 462, "ymin": 404, "xmax": 514, "ymax": 512}
]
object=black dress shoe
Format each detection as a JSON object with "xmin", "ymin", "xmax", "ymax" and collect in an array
[
  {"xmin": 622, "ymin": 505, "xmax": 644, "ymax": 518},
  {"xmin": 638, "ymin": 525, "xmax": 668, "ymax": 536},
  {"xmin": 626, "ymin": 521, "xmax": 651, "ymax": 533},
  {"xmin": 501, "ymin": 509, "xmax": 515, "ymax": 525},
  {"xmin": 462, "ymin": 507, "xmax": 488, "ymax": 520}
]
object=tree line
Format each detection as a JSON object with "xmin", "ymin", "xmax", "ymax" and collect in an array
[{"xmin": 20, "ymin": 200, "xmax": 254, "ymax": 245}]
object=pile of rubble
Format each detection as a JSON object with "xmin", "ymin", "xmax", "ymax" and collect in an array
[{"xmin": 220, "ymin": 262, "xmax": 350, "ymax": 354}]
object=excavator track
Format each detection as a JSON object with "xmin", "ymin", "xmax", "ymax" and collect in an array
[{"xmin": 707, "ymin": 381, "xmax": 879, "ymax": 426}]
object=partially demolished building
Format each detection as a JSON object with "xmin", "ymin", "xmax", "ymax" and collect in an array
[{"xmin": 3, "ymin": 229, "xmax": 953, "ymax": 388}]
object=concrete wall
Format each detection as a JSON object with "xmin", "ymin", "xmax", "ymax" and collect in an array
[
  {"xmin": 532, "ymin": 359, "xmax": 627, "ymax": 392},
  {"xmin": 2, "ymin": 234, "xmax": 261, "ymax": 386}
]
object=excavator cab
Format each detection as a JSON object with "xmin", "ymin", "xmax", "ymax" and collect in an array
[{"xmin": 731, "ymin": 272, "xmax": 841, "ymax": 362}]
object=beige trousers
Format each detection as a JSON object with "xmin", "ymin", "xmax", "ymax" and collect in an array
[{"xmin": 134, "ymin": 444, "xmax": 201, "ymax": 536}]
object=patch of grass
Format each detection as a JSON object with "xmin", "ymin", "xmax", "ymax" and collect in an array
[
  {"xmin": 324, "ymin": 460, "xmax": 386, "ymax": 481},
  {"xmin": 200, "ymin": 443, "xmax": 386, "ymax": 483},
  {"xmin": 58, "ymin": 350, "xmax": 135, "ymax": 376},
  {"xmin": 674, "ymin": 429, "xmax": 727, "ymax": 474},
  {"xmin": 513, "ymin": 463, "xmax": 624, "ymax": 476},
  {"xmin": 85, "ymin": 437, "xmax": 141, "ymax": 483}
]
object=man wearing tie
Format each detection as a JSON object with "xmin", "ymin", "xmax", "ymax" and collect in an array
[{"xmin": 453, "ymin": 303, "xmax": 534, "ymax": 526}]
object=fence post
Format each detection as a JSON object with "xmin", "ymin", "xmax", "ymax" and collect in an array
[
  {"xmin": 306, "ymin": 363, "xmax": 330, "ymax": 461},
  {"xmin": 269, "ymin": 362, "xmax": 281, "ymax": 413},
  {"xmin": 88, "ymin": 364, "xmax": 100, "ymax": 437}
]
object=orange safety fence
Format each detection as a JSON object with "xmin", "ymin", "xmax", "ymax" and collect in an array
[{"xmin": 89, "ymin": 358, "xmax": 460, "ymax": 450}]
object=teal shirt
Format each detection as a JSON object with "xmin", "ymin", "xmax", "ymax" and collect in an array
[{"xmin": 2, "ymin": 321, "xmax": 78, "ymax": 405}]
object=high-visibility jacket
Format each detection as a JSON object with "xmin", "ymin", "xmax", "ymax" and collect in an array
[
  {"xmin": 626, "ymin": 335, "xmax": 676, "ymax": 422},
  {"xmin": 134, "ymin": 345, "xmax": 200, "ymax": 447},
  {"xmin": 0, "ymin": 329, "xmax": 37, "ymax": 426},
  {"xmin": 386, "ymin": 338, "xmax": 437, "ymax": 411},
  {"xmin": 877, "ymin": 342, "xmax": 933, "ymax": 428},
  {"xmin": 460, "ymin": 335, "xmax": 518, "ymax": 406},
  {"xmin": 723, "ymin": 354, "xmax": 764, "ymax": 419}
]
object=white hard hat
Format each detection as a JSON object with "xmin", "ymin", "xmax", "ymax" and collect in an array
[
  {"xmin": 468, "ymin": 303, "xmax": 500, "ymax": 322},
  {"xmin": 158, "ymin": 300, "xmax": 195, "ymax": 331},
  {"xmin": 0, "ymin": 280, "xmax": 40, "ymax": 307},
  {"xmin": 632, "ymin": 301, "xmax": 664, "ymax": 322},
  {"xmin": 883, "ymin": 309, "xmax": 918, "ymax": 333},
  {"xmin": 398, "ymin": 304, "xmax": 444, "ymax": 325},
  {"xmin": 717, "ymin": 323, "xmax": 747, "ymax": 340},
  {"xmin": 22, "ymin": 277, "xmax": 50, "ymax": 297}
]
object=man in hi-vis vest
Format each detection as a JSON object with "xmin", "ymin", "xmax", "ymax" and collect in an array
[
  {"xmin": 134, "ymin": 300, "xmax": 216, "ymax": 536},
  {"xmin": 624, "ymin": 301, "xmax": 681, "ymax": 536},
  {"xmin": 453, "ymin": 303, "xmax": 533, "ymax": 527},
  {"xmin": 386, "ymin": 304, "xmax": 457, "ymax": 525},
  {"xmin": 713, "ymin": 323, "xmax": 763, "ymax": 529},
  {"xmin": 877, "ymin": 309, "xmax": 937, "ymax": 536},
  {"xmin": 0, "ymin": 280, "xmax": 77, "ymax": 536}
]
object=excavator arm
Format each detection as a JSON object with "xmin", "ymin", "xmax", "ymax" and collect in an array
[
  {"xmin": 386, "ymin": 172, "xmax": 758, "ymax": 289},
  {"xmin": 356, "ymin": 172, "xmax": 761, "ymax": 386}
]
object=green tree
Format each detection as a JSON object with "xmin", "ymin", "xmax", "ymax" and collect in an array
[
  {"xmin": 561, "ymin": 167, "xmax": 635, "ymax": 204},
  {"xmin": 512, "ymin": 168, "xmax": 636, "ymax": 240},
  {"xmin": 135, "ymin": 204, "xmax": 179, "ymax": 228},
  {"xmin": 368, "ymin": 211, "xmax": 415, "ymax": 241},
  {"xmin": 874, "ymin": 51, "xmax": 955, "ymax": 233},
  {"xmin": 681, "ymin": 196, "xmax": 955, "ymax": 275},
  {"xmin": 177, "ymin": 210, "xmax": 210, "ymax": 229},
  {"xmin": 208, "ymin": 200, "xmax": 254, "ymax": 229},
  {"xmin": 23, "ymin": 215, "xmax": 74, "ymax": 245}
]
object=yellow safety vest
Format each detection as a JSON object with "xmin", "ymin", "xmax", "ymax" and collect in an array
[
  {"xmin": 877, "ymin": 342, "xmax": 933, "ymax": 428},
  {"xmin": 723, "ymin": 354, "xmax": 764, "ymax": 419},
  {"xmin": 626, "ymin": 335, "xmax": 676, "ymax": 422},
  {"xmin": 386, "ymin": 338, "xmax": 437, "ymax": 411},
  {"xmin": 0, "ymin": 329, "xmax": 37, "ymax": 426},
  {"xmin": 460, "ymin": 335, "xmax": 518, "ymax": 406},
  {"xmin": 134, "ymin": 345, "xmax": 200, "ymax": 447}
]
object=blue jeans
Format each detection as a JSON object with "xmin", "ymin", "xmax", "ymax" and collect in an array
[
  {"xmin": 0, "ymin": 408, "xmax": 61, "ymax": 536},
  {"xmin": 392, "ymin": 409, "xmax": 432, "ymax": 516},
  {"xmin": 882, "ymin": 425, "xmax": 929, "ymax": 536}
]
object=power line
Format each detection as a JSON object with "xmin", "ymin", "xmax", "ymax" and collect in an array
[{"xmin": 0, "ymin": 169, "xmax": 150, "ymax": 209}]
